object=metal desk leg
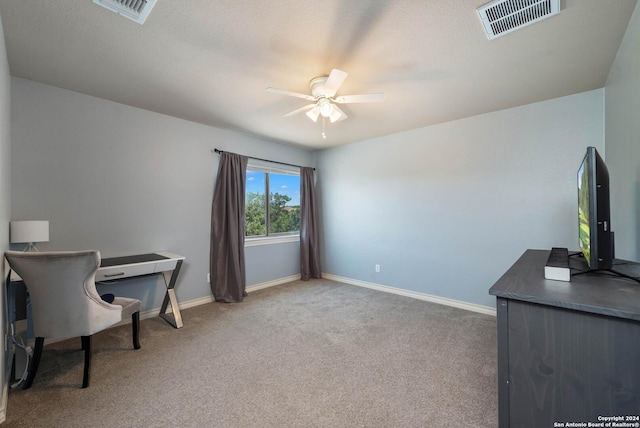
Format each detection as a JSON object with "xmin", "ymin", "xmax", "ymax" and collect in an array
[{"xmin": 159, "ymin": 260, "xmax": 184, "ymax": 329}]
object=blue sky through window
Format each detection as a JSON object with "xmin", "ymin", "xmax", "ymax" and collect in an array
[{"xmin": 247, "ymin": 171, "xmax": 300, "ymax": 206}]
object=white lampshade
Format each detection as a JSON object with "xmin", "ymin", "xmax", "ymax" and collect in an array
[
  {"xmin": 306, "ymin": 106, "xmax": 320, "ymax": 122},
  {"xmin": 10, "ymin": 221, "xmax": 50, "ymax": 244}
]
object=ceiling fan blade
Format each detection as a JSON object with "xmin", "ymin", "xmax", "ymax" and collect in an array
[
  {"xmin": 306, "ymin": 106, "xmax": 320, "ymax": 122},
  {"xmin": 283, "ymin": 104, "xmax": 315, "ymax": 117},
  {"xmin": 266, "ymin": 87, "xmax": 315, "ymax": 102},
  {"xmin": 329, "ymin": 104, "xmax": 348, "ymax": 123},
  {"xmin": 333, "ymin": 93, "xmax": 385, "ymax": 104},
  {"xmin": 323, "ymin": 69, "xmax": 348, "ymax": 98}
]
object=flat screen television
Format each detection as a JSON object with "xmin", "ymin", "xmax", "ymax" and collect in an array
[{"xmin": 577, "ymin": 146, "xmax": 613, "ymax": 270}]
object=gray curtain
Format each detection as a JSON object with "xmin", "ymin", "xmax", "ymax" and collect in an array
[
  {"xmin": 300, "ymin": 167, "xmax": 321, "ymax": 280},
  {"xmin": 210, "ymin": 152, "xmax": 248, "ymax": 302}
]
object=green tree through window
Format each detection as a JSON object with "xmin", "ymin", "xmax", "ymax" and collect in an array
[{"xmin": 245, "ymin": 169, "xmax": 300, "ymax": 238}]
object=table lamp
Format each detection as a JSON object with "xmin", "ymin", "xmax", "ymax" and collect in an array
[{"xmin": 10, "ymin": 220, "xmax": 49, "ymax": 252}]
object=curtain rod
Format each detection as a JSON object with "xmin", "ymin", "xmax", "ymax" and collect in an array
[{"xmin": 212, "ymin": 149, "xmax": 315, "ymax": 170}]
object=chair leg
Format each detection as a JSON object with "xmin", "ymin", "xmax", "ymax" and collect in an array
[
  {"xmin": 132, "ymin": 311, "xmax": 140, "ymax": 350},
  {"xmin": 81, "ymin": 335, "xmax": 91, "ymax": 388},
  {"xmin": 23, "ymin": 337, "xmax": 44, "ymax": 390}
]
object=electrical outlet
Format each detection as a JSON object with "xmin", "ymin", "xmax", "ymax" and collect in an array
[
  {"xmin": 207, "ymin": 273, "xmax": 210, "ymax": 283},
  {"xmin": 375, "ymin": 264, "xmax": 381, "ymax": 273}
]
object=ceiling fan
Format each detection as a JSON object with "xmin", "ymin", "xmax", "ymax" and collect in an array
[{"xmin": 266, "ymin": 69, "xmax": 384, "ymax": 123}]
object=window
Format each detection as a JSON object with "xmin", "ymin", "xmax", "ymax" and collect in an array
[{"xmin": 245, "ymin": 166, "xmax": 300, "ymax": 242}]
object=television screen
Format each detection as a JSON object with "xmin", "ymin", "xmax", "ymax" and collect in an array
[
  {"xmin": 577, "ymin": 147, "xmax": 612, "ymax": 270},
  {"xmin": 577, "ymin": 157, "xmax": 591, "ymax": 262}
]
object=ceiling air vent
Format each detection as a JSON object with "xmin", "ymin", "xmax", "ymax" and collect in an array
[
  {"xmin": 477, "ymin": 0, "xmax": 560, "ymax": 40},
  {"xmin": 92, "ymin": 0, "xmax": 157, "ymax": 25}
]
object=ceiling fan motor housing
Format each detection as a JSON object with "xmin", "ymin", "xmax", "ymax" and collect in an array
[
  {"xmin": 310, "ymin": 76, "xmax": 338, "ymax": 118},
  {"xmin": 310, "ymin": 76, "xmax": 329, "ymax": 98}
]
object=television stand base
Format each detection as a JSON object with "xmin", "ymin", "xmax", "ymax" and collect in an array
[
  {"xmin": 573, "ymin": 264, "xmax": 640, "ymax": 284},
  {"xmin": 569, "ymin": 253, "xmax": 640, "ymax": 284}
]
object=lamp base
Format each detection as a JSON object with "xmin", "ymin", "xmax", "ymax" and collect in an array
[{"xmin": 23, "ymin": 243, "xmax": 40, "ymax": 252}]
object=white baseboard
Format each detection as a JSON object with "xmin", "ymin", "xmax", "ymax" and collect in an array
[
  {"xmin": 246, "ymin": 274, "xmax": 301, "ymax": 293},
  {"xmin": 87, "ymin": 272, "xmax": 495, "ymax": 332},
  {"xmin": 321, "ymin": 273, "xmax": 496, "ymax": 316},
  {"xmin": 133, "ymin": 273, "xmax": 302, "ymax": 323}
]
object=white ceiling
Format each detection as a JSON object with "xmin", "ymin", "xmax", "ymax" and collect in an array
[{"xmin": 0, "ymin": 0, "xmax": 636, "ymax": 150}]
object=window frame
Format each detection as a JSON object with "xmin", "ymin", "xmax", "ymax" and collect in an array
[{"xmin": 245, "ymin": 163, "xmax": 301, "ymax": 247}]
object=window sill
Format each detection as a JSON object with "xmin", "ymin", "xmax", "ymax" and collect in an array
[{"xmin": 245, "ymin": 235, "xmax": 300, "ymax": 247}]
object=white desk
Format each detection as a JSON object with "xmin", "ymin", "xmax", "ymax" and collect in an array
[
  {"xmin": 96, "ymin": 251, "xmax": 185, "ymax": 329},
  {"xmin": 8, "ymin": 251, "xmax": 186, "ymax": 329}
]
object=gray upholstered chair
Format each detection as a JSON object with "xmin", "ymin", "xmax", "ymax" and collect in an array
[{"xmin": 4, "ymin": 250, "xmax": 141, "ymax": 389}]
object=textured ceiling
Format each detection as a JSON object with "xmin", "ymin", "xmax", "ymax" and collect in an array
[{"xmin": 0, "ymin": 0, "xmax": 636, "ymax": 150}]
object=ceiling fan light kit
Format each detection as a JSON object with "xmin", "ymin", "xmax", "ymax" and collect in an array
[
  {"xmin": 306, "ymin": 107, "xmax": 320, "ymax": 122},
  {"xmin": 318, "ymin": 99, "xmax": 333, "ymax": 117},
  {"xmin": 266, "ymin": 68, "xmax": 385, "ymax": 127}
]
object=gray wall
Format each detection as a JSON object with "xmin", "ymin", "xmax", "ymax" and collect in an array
[
  {"xmin": 606, "ymin": 1, "xmax": 640, "ymax": 262},
  {"xmin": 10, "ymin": 78, "xmax": 311, "ymax": 311},
  {"xmin": 315, "ymin": 90, "xmax": 605, "ymax": 309},
  {"xmin": 0, "ymin": 12, "xmax": 11, "ymax": 423}
]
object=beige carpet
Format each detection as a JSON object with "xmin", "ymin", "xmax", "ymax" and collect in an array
[{"xmin": 3, "ymin": 279, "xmax": 498, "ymax": 427}]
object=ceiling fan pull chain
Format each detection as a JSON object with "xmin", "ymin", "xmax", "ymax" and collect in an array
[{"xmin": 322, "ymin": 116, "xmax": 327, "ymax": 139}]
